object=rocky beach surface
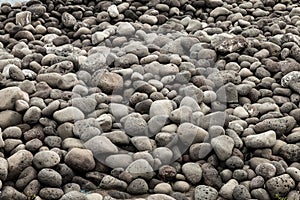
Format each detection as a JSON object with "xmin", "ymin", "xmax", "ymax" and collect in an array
[{"xmin": 0, "ymin": 0, "xmax": 300, "ymax": 199}]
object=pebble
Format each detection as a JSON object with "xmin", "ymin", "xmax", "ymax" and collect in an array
[
  {"xmin": 154, "ymin": 183, "xmax": 172, "ymax": 194},
  {"xmin": 64, "ymin": 148, "xmax": 95, "ymax": 171},
  {"xmin": 7, "ymin": 150, "xmax": 33, "ymax": 180},
  {"xmin": 53, "ymin": 107, "xmax": 85, "ymax": 123},
  {"xmin": 266, "ymin": 174, "xmax": 295, "ymax": 198},
  {"xmin": 33, "ymin": 150, "xmax": 60, "ymax": 169},
  {"xmin": 127, "ymin": 178, "xmax": 148, "ymax": 195},
  {"xmin": 194, "ymin": 185, "xmax": 218, "ymax": 200},
  {"xmin": 211, "ymin": 135, "xmax": 234, "ymax": 161},
  {"xmin": 244, "ymin": 130, "xmax": 276, "ymax": 148},
  {"xmin": 182, "ymin": 163, "xmax": 202, "ymax": 184},
  {"xmin": 38, "ymin": 168, "xmax": 62, "ymax": 187}
]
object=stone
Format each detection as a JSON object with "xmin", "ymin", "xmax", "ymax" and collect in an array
[
  {"xmin": 172, "ymin": 181, "xmax": 190, "ymax": 193},
  {"xmin": 216, "ymin": 83, "xmax": 238, "ymax": 103},
  {"xmin": 126, "ymin": 159, "xmax": 155, "ymax": 180},
  {"xmin": 281, "ymin": 71, "xmax": 300, "ymax": 94},
  {"xmin": 266, "ymin": 174, "xmax": 295, "ymax": 198},
  {"xmin": 244, "ymin": 130, "xmax": 276, "ymax": 148},
  {"xmin": 33, "ymin": 150, "xmax": 60, "ymax": 169},
  {"xmin": 254, "ymin": 116, "xmax": 296, "ymax": 136},
  {"xmin": 0, "ymin": 186, "xmax": 27, "ymax": 200},
  {"xmin": 7, "ymin": 150, "xmax": 33, "ymax": 180},
  {"xmin": 64, "ymin": 148, "xmax": 95, "ymax": 171},
  {"xmin": 286, "ymin": 167, "xmax": 300, "ymax": 182},
  {"xmin": 0, "ymin": 110, "xmax": 22, "ymax": 129},
  {"xmin": 127, "ymin": 178, "xmax": 149, "ymax": 195},
  {"xmin": 147, "ymin": 194, "xmax": 176, "ymax": 200},
  {"xmin": 211, "ymin": 135, "xmax": 234, "ymax": 161},
  {"xmin": 279, "ymin": 144, "xmax": 300, "ymax": 162},
  {"xmin": 72, "ymin": 97, "xmax": 97, "ymax": 114},
  {"xmin": 105, "ymin": 154, "xmax": 133, "ymax": 169},
  {"xmin": 177, "ymin": 123, "xmax": 208, "ymax": 146},
  {"xmin": 38, "ymin": 168, "xmax": 62, "ymax": 187},
  {"xmin": 189, "ymin": 143, "xmax": 212, "ymax": 160},
  {"xmin": 116, "ymin": 23, "xmax": 135, "ymax": 37},
  {"xmin": 211, "ymin": 34, "xmax": 247, "ymax": 54},
  {"xmin": 100, "ymin": 175, "xmax": 127, "ymax": 191},
  {"xmin": 60, "ymin": 191, "xmax": 87, "ymax": 200},
  {"xmin": 154, "ymin": 183, "xmax": 172, "ymax": 194},
  {"xmin": 16, "ymin": 11, "xmax": 31, "ymax": 26},
  {"xmin": 26, "ymin": 4, "xmax": 46, "ymax": 19},
  {"xmin": 0, "ymin": 157, "xmax": 8, "ymax": 181},
  {"xmin": 108, "ymin": 5, "xmax": 119, "ymax": 18},
  {"xmin": 255, "ymin": 163, "xmax": 277, "ymax": 179},
  {"xmin": 23, "ymin": 106, "xmax": 41, "ymax": 124},
  {"xmin": 201, "ymin": 163, "xmax": 223, "ymax": 189},
  {"xmin": 86, "ymin": 193, "xmax": 103, "ymax": 200},
  {"xmin": 149, "ymin": 100, "xmax": 174, "ymax": 118},
  {"xmin": 84, "ymin": 136, "xmax": 118, "ymax": 157},
  {"xmin": 182, "ymin": 163, "xmax": 202, "ymax": 184},
  {"xmin": 194, "ymin": 185, "xmax": 218, "ymax": 200},
  {"xmin": 219, "ymin": 179, "xmax": 239, "ymax": 199},
  {"xmin": 53, "ymin": 107, "xmax": 85, "ymax": 123},
  {"xmin": 232, "ymin": 185, "xmax": 251, "ymax": 200},
  {"xmin": 96, "ymin": 71, "xmax": 123, "ymax": 94},
  {"xmin": 139, "ymin": 14, "xmax": 158, "ymax": 25},
  {"xmin": 62, "ymin": 12, "xmax": 77, "ymax": 27},
  {"xmin": 0, "ymin": 87, "xmax": 27, "ymax": 110},
  {"xmin": 121, "ymin": 113, "xmax": 148, "ymax": 136},
  {"xmin": 39, "ymin": 188, "xmax": 64, "ymax": 200}
]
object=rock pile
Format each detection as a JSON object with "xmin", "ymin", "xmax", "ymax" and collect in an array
[{"xmin": 0, "ymin": 0, "xmax": 300, "ymax": 200}]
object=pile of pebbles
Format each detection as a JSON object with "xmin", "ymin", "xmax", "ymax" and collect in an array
[{"xmin": 0, "ymin": 0, "xmax": 300, "ymax": 199}]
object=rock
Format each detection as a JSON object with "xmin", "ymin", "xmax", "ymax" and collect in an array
[
  {"xmin": 149, "ymin": 100, "xmax": 174, "ymax": 118},
  {"xmin": 64, "ymin": 148, "xmax": 95, "ymax": 171},
  {"xmin": 266, "ymin": 174, "xmax": 295, "ymax": 198},
  {"xmin": 211, "ymin": 33, "xmax": 247, "ymax": 54},
  {"xmin": 124, "ymin": 42, "xmax": 149, "ymax": 58},
  {"xmin": 286, "ymin": 167, "xmax": 300, "ymax": 182},
  {"xmin": 279, "ymin": 144, "xmax": 300, "ymax": 162},
  {"xmin": 26, "ymin": 4, "xmax": 46, "ymax": 19},
  {"xmin": 117, "ymin": 22, "xmax": 135, "ymax": 36},
  {"xmin": 219, "ymin": 179, "xmax": 239, "ymax": 199},
  {"xmin": 53, "ymin": 107, "xmax": 85, "ymax": 123},
  {"xmin": 189, "ymin": 143, "xmax": 212, "ymax": 160},
  {"xmin": 84, "ymin": 136, "xmax": 118, "ymax": 157},
  {"xmin": 131, "ymin": 136, "xmax": 152, "ymax": 151},
  {"xmin": 154, "ymin": 183, "xmax": 172, "ymax": 194},
  {"xmin": 0, "ymin": 186, "xmax": 27, "ymax": 200},
  {"xmin": 100, "ymin": 175, "xmax": 127, "ymax": 191},
  {"xmin": 152, "ymin": 147, "xmax": 173, "ymax": 165},
  {"xmin": 86, "ymin": 193, "xmax": 103, "ymax": 200},
  {"xmin": 210, "ymin": 7, "xmax": 231, "ymax": 17},
  {"xmin": 126, "ymin": 159, "xmax": 155, "ymax": 180},
  {"xmin": 33, "ymin": 150, "xmax": 60, "ymax": 169},
  {"xmin": 105, "ymin": 154, "xmax": 133, "ymax": 169},
  {"xmin": 96, "ymin": 71, "xmax": 123, "ymax": 94},
  {"xmin": 60, "ymin": 191, "xmax": 87, "ymax": 200},
  {"xmin": 211, "ymin": 135, "xmax": 234, "ymax": 161},
  {"xmin": 182, "ymin": 163, "xmax": 202, "ymax": 184},
  {"xmin": 38, "ymin": 168, "xmax": 62, "ymax": 187},
  {"xmin": 244, "ymin": 130, "xmax": 276, "ymax": 148},
  {"xmin": 121, "ymin": 113, "xmax": 148, "ymax": 136},
  {"xmin": 16, "ymin": 11, "xmax": 31, "ymax": 26},
  {"xmin": 177, "ymin": 123, "xmax": 208, "ymax": 146},
  {"xmin": 108, "ymin": 5, "xmax": 119, "ymax": 18},
  {"xmin": 254, "ymin": 116, "xmax": 296, "ymax": 136},
  {"xmin": 72, "ymin": 97, "xmax": 97, "ymax": 114},
  {"xmin": 0, "ymin": 157, "xmax": 8, "ymax": 181},
  {"xmin": 15, "ymin": 166, "xmax": 37, "ymax": 190},
  {"xmin": 7, "ymin": 150, "xmax": 33, "ymax": 180},
  {"xmin": 201, "ymin": 163, "xmax": 223, "ymax": 189},
  {"xmin": 62, "ymin": 12, "xmax": 77, "ymax": 27},
  {"xmin": 23, "ymin": 106, "xmax": 41, "ymax": 124},
  {"xmin": 172, "ymin": 181, "xmax": 190, "ymax": 193},
  {"xmin": 39, "ymin": 187, "xmax": 64, "ymax": 200},
  {"xmin": 0, "ymin": 87, "xmax": 27, "ymax": 110},
  {"xmin": 216, "ymin": 83, "xmax": 238, "ymax": 103},
  {"xmin": 139, "ymin": 14, "xmax": 158, "ymax": 25},
  {"xmin": 194, "ymin": 185, "xmax": 218, "ymax": 200},
  {"xmin": 232, "ymin": 185, "xmax": 251, "ymax": 200},
  {"xmin": 255, "ymin": 163, "xmax": 276, "ymax": 179},
  {"xmin": 0, "ymin": 110, "xmax": 22, "ymax": 129},
  {"xmin": 127, "ymin": 178, "xmax": 149, "ymax": 195},
  {"xmin": 147, "ymin": 194, "xmax": 176, "ymax": 200},
  {"xmin": 281, "ymin": 71, "xmax": 300, "ymax": 94}
]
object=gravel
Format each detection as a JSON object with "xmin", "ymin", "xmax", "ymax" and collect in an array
[{"xmin": 0, "ymin": 0, "xmax": 300, "ymax": 199}]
